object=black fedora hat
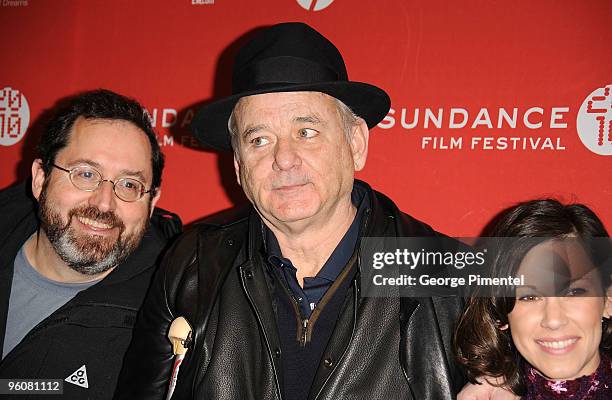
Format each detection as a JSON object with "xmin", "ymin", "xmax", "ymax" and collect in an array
[{"xmin": 191, "ymin": 22, "xmax": 391, "ymax": 151}]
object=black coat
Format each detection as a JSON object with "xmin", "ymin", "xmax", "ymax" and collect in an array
[
  {"xmin": 116, "ymin": 180, "xmax": 467, "ymax": 400},
  {"xmin": 0, "ymin": 181, "xmax": 181, "ymax": 399}
]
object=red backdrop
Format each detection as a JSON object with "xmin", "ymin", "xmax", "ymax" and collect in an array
[{"xmin": 1, "ymin": 0, "xmax": 610, "ymax": 236}]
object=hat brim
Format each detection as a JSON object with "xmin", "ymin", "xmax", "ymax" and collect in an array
[{"xmin": 191, "ymin": 81, "xmax": 390, "ymax": 151}]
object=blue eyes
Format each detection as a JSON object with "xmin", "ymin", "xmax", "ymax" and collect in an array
[
  {"xmin": 76, "ymin": 170, "xmax": 96, "ymax": 180},
  {"xmin": 251, "ymin": 137, "xmax": 270, "ymax": 146},
  {"xmin": 249, "ymin": 128, "xmax": 319, "ymax": 147}
]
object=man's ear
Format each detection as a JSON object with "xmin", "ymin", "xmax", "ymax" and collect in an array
[
  {"xmin": 233, "ymin": 154, "xmax": 242, "ymax": 187},
  {"xmin": 149, "ymin": 189, "xmax": 162, "ymax": 217},
  {"xmin": 31, "ymin": 159, "xmax": 46, "ymax": 201},
  {"xmin": 350, "ymin": 119, "xmax": 369, "ymax": 171}
]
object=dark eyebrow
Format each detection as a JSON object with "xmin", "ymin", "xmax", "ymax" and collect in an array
[
  {"xmin": 118, "ymin": 169, "xmax": 147, "ymax": 183},
  {"xmin": 240, "ymin": 114, "xmax": 324, "ymax": 140},
  {"xmin": 67, "ymin": 159, "xmax": 146, "ymax": 183},
  {"xmin": 241, "ymin": 124, "xmax": 267, "ymax": 140},
  {"xmin": 68, "ymin": 158, "xmax": 101, "ymax": 169},
  {"xmin": 294, "ymin": 115, "xmax": 322, "ymax": 124}
]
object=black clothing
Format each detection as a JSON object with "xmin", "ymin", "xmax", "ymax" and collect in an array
[
  {"xmin": 266, "ymin": 185, "xmax": 368, "ymax": 400},
  {"xmin": 116, "ymin": 180, "xmax": 466, "ymax": 400},
  {"xmin": 274, "ymin": 254, "xmax": 358, "ymax": 400},
  {"xmin": 265, "ymin": 185, "xmax": 368, "ymax": 317},
  {"xmin": 0, "ymin": 181, "xmax": 181, "ymax": 399}
]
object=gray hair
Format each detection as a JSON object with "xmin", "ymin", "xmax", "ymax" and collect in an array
[{"xmin": 228, "ymin": 95, "xmax": 363, "ymax": 157}]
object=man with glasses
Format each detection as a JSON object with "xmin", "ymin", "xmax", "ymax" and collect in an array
[{"xmin": 0, "ymin": 89, "xmax": 180, "ymax": 399}]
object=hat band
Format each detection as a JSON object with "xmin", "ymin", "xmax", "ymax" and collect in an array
[{"xmin": 233, "ymin": 56, "xmax": 341, "ymax": 93}]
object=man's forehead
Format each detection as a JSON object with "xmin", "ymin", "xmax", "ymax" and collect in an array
[
  {"xmin": 66, "ymin": 117, "xmax": 144, "ymax": 144},
  {"xmin": 73, "ymin": 116, "xmax": 143, "ymax": 132},
  {"xmin": 58, "ymin": 117, "xmax": 153, "ymax": 177},
  {"xmin": 234, "ymin": 91, "xmax": 337, "ymax": 118}
]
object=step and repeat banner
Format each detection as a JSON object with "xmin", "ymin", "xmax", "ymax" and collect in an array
[{"xmin": 1, "ymin": 0, "xmax": 610, "ymax": 236}]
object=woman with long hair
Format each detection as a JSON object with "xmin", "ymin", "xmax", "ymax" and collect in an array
[{"xmin": 454, "ymin": 199, "xmax": 611, "ymax": 399}]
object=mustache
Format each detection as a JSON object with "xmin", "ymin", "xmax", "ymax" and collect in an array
[
  {"xmin": 270, "ymin": 176, "xmax": 310, "ymax": 190},
  {"xmin": 67, "ymin": 206, "xmax": 125, "ymax": 230}
]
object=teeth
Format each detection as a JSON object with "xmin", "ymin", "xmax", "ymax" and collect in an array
[
  {"xmin": 77, "ymin": 216, "xmax": 113, "ymax": 229},
  {"xmin": 538, "ymin": 338, "xmax": 578, "ymax": 349}
]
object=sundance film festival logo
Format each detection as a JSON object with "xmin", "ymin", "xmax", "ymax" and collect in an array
[
  {"xmin": 576, "ymin": 83, "xmax": 612, "ymax": 156},
  {"xmin": 379, "ymin": 105, "xmax": 569, "ymax": 152},
  {"xmin": 0, "ymin": 87, "xmax": 30, "ymax": 146},
  {"xmin": 297, "ymin": 0, "xmax": 334, "ymax": 11}
]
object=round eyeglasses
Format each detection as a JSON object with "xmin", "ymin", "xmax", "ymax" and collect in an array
[{"xmin": 52, "ymin": 164, "xmax": 152, "ymax": 202}]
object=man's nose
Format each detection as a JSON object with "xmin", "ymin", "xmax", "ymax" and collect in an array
[
  {"xmin": 540, "ymin": 297, "xmax": 568, "ymax": 330},
  {"xmin": 88, "ymin": 180, "xmax": 116, "ymax": 212},
  {"xmin": 272, "ymin": 137, "xmax": 301, "ymax": 171}
]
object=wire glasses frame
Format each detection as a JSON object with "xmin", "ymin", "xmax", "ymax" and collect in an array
[{"xmin": 52, "ymin": 164, "xmax": 152, "ymax": 202}]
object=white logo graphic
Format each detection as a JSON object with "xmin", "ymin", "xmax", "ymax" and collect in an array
[
  {"xmin": 65, "ymin": 365, "xmax": 89, "ymax": 389},
  {"xmin": 0, "ymin": 87, "xmax": 30, "ymax": 147},
  {"xmin": 296, "ymin": 0, "xmax": 334, "ymax": 11},
  {"xmin": 576, "ymin": 83, "xmax": 612, "ymax": 156}
]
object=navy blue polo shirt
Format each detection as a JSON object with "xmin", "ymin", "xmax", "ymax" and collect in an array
[{"xmin": 265, "ymin": 186, "xmax": 369, "ymax": 317}]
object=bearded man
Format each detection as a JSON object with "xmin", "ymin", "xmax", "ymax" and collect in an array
[{"xmin": 0, "ymin": 89, "xmax": 180, "ymax": 399}]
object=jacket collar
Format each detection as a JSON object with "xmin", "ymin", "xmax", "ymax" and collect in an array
[{"xmin": 245, "ymin": 179, "xmax": 393, "ymax": 259}]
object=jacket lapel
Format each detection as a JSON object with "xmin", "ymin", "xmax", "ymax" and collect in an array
[
  {"xmin": 401, "ymin": 296, "xmax": 456, "ymax": 400},
  {"xmin": 238, "ymin": 212, "xmax": 283, "ymax": 399}
]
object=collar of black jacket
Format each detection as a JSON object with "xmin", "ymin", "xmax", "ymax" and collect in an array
[
  {"xmin": 264, "ymin": 184, "xmax": 369, "ymax": 282},
  {"xmin": 243, "ymin": 179, "xmax": 406, "ymax": 267}
]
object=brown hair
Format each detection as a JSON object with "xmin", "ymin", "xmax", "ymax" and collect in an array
[{"xmin": 453, "ymin": 199, "xmax": 611, "ymax": 395}]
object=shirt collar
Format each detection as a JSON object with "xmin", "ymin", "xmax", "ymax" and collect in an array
[{"xmin": 265, "ymin": 184, "xmax": 369, "ymax": 282}]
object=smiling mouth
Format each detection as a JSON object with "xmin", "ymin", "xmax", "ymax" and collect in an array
[
  {"xmin": 536, "ymin": 338, "xmax": 578, "ymax": 350},
  {"xmin": 77, "ymin": 216, "xmax": 115, "ymax": 230}
]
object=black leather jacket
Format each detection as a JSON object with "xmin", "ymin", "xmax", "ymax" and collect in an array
[{"xmin": 116, "ymin": 181, "xmax": 466, "ymax": 400}]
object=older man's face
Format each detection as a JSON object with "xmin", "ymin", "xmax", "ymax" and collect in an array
[{"xmin": 233, "ymin": 91, "xmax": 368, "ymax": 229}]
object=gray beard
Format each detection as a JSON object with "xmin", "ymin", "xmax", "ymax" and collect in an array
[
  {"xmin": 38, "ymin": 186, "xmax": 146, "ymax": 276},
  {"xmin": 51, "ymin": 226, "xmax": 130, "ymax": 275}
]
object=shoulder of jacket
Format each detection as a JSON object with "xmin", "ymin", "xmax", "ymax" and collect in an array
[
  {"xmin": 0, "ymin": 180, "xmax": 36, "ymax": 215},
  {"xmin": 159, "ymin": 208, "xmax": 250, "ymax": 284},
  {"xmin": 158, "ymin": 206, "xmax": 249, "ymax": 253},
  {"xmin": 369, "ymin": 187, "xmax": 439, "ymax": 237},
  {"xmin": 149, "ymin": 207, "xmax": 182, "ymax": 241},
  {"xmin": 190, "ymin": 206, "xmax": 251, "ymax": 229},
  {"xmin": 0, "ymin": 181, "xmax": 39, "ymax": 246}
]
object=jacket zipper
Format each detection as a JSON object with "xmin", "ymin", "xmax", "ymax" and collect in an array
[
  {"xmin": 280, "ymin": 279, "xmax": 313, "ymax": 347},
  {"xmin": 301, "ymin": 318, "xmax": 309, "ymax": 347}
]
